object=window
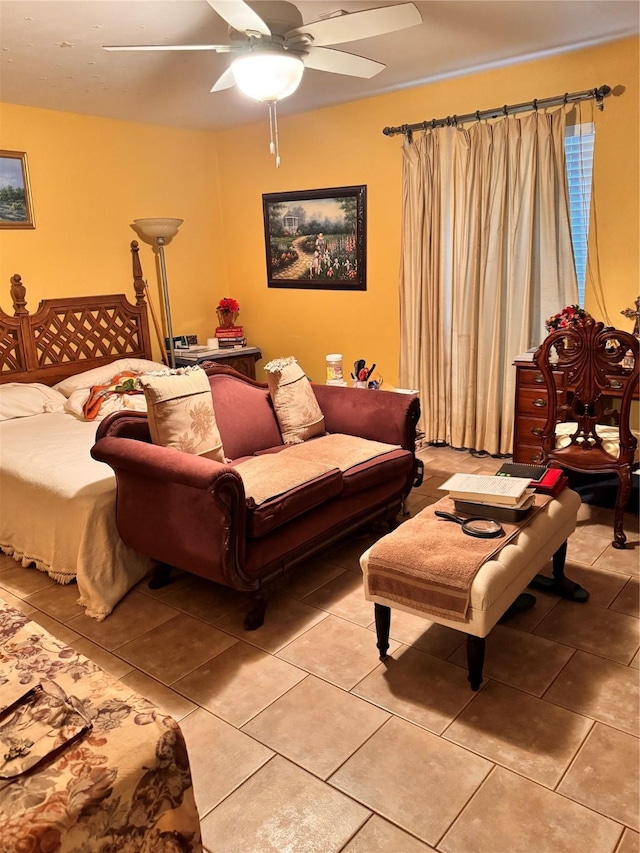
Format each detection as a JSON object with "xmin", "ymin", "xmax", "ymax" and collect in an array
[{"xmin": 564, "ymin": 123, "xmax": 595, "ymax": 306}]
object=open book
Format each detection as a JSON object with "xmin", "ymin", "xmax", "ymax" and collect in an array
[{"xmin": 440, "ymin": 473, "xmax": 533, "ymax": 506}]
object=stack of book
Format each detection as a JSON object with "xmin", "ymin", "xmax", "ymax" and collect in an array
[
  {"xmin": 439, "ymin": 473, "xmax": 536, "ymax": 521},
  {"xmin": 215, "ymin": 325, "xmax": 246, "ymax": 349},
  {"xmin": 496, "ymin": 463, "xmax": 567, "ymax": 497}
]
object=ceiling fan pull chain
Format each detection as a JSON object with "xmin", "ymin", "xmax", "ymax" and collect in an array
[
  {"xmin": 268, "ymin": 102, "xmax": 276, "ymax": 156},
  {"xmin": 267, "ymin": 101, "xmax": 281, "ymax": 168},
  {"xmin": 273, "ymin": 101, "xmax": 281, "ymax": 168}
]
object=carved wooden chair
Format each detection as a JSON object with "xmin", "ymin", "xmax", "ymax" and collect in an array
[{"xmin": 534, "ymin": 317, "xmax": 639, "ymax": 549}]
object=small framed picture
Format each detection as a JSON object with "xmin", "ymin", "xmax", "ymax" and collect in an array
[
  {"xmin": 262, "ymin": 185, "xmax": 366, "ymax": 291},
  {"xmin": 0, "ymin": 150, "xmax": 35, "ymax": 229}
]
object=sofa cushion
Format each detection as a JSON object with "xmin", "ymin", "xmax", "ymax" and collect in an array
[
  {"xmin": 233, "ymin": 453, "xmax": 343, "ymax": 537},
  {"xmin": 284, "ymin": 433, "xmax": 400, "ymax": 468},
  {"xmin": 340, "ymin": 448, "xmax": 415, "ymax": 497},
  {"xmin": 138, "ymin": 367, "xmax": 225, "ymax": 462},
  {"xmin": 283, "ymin": 433, "xmax": 412, "ymax": 498},
  {"xmin": 264, "ymin": 356, "xmax": 325, "ymax": 444},
  {"xmin": 208, "ymin": 372, "xmax": 283, "ymax": 459},
  {"xmin": 235, "ymin": 434, "xmax": 411, "ymax": 537}
]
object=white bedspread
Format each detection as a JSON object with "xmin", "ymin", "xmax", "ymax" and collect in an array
[{"xmin": 0, "ymin": 413, "xmax": 152, "ymax": 620}]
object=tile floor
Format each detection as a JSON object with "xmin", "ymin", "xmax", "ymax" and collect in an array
[{"xmin": 1, "ymin": 446, "xmax": 638, "ymax": 853}]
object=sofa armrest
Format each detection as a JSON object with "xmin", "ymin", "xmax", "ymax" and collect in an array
[
  {"xmin": 91, "ymin": 436, "xmax": 241, "ymax": 491},
  {"xmin": 91, "ymin": 437, "xmax": 254, "ymax": 591},
  {"xmin": 96, "ymin": 411, "xmax": 152, "ymax": 443},
  {"xmin": 311, "ymin": 385, "xmax": 420, "ymax": 451}
]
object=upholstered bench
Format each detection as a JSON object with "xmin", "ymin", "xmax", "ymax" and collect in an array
[{"xmin": 360, "ymin": 487, "xmax": 583, "ymax": 690}]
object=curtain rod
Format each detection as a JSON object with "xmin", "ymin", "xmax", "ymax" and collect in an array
[{"xmin": 382, "ymin": 84, "xmax": 611, "ymax": 140}]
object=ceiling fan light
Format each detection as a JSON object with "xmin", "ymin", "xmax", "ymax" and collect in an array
[{"xmin": 231, "ymin": 52, "xmax": 304, "ymax": 102}]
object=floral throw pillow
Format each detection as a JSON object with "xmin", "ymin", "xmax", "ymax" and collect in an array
[
  {"xmin": 264, "ymin": 356, "xmax": 325, "ymax": 444},
  {"xmin": 137, "ymin": 367, "xmax": 225, "ymax": 461}
]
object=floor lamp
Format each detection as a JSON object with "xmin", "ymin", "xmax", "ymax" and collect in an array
[{"xmin": 133, "ymin": 217, "xmax": 183, "ymax": 369}]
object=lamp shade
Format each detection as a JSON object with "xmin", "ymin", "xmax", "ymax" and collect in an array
[
  {"xmin": 231, "ymin": 52, "xmax": 304, "ymax": 102},
  {"xmin": 134, "ymin": 218, "xmax": 183, "ymax": 239}
]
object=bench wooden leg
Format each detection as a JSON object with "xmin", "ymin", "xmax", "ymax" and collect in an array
[
  {"xmin": 374, "ymin": 603, "xmax": 391, "ymax": 660},
  {"xmin": 467, "ymin": 635, "xmax": 485, "ymax": 691},
  {"xmin": 529, "ymin": 540, "xmax": 589, "ymax": 603},
  {"xmin": 552, "ymin": 540, "xmax": 568, "ymax": 579}
]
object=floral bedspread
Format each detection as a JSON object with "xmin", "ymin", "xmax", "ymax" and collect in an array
[{"xmin": 0, "ymin": 599, "xmax": 202, "ymax": 852}]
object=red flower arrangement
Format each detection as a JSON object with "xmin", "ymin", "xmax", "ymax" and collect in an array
[
  {"xmin": 545, "ymin": 304, "xmax": 591, "ymax": 333},
  {"xmin": 217, "ymin": 297, "xmax": 240, "ymax": 315}
]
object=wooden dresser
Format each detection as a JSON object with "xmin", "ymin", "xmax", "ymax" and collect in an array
[{"xmin": 512, "ymin": 354, "xmax": 638, "ymax": 463}]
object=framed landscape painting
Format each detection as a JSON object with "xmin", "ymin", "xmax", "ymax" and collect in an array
[
  {"xmin": 0, "ymin": 151, "xmax": 34, "ymax": 229},
  {"xmin": 263, "ymin": 185, "xmax": 366, "ymax": 290}
]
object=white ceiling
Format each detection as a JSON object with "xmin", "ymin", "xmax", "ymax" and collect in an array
[{"xmin": 0, "ymin": 1, "xmax": 637, "ymax": 132}]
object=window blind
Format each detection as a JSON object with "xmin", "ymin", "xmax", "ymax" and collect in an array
[{"xmin": 564, "ymin": 123, "xmax": 595, "ymax": 305}]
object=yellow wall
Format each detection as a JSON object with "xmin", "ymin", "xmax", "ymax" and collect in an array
[
  {"xmin": 0, "ymin": 105, "xmax": 225, "ymax": 360},
  {"xmin": 1, "ymin": 36, "xmax": 637, "ymax": 383},
  {"xmin": 215, "ymin": 36, "xmax": 639, "ymax": 384}
]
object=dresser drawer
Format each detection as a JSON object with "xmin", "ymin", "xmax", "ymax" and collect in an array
[
  {"xmin": 517, "ymin": 388, "xmax": 563, "ymax": 416},
  {"xmin": 515, "ymin": 414, "xmax": 546, "ymax": 443},
  {"xmin": 513, "ymin": 442, "xmax": 546, "ymax": 464},
  {"xmin": 512, "ymin": 359, "xmax": 568, "ymax": 461},
  {"xmin": 517, "ymin": 368, "xmax": 565, "ymax": 388}
]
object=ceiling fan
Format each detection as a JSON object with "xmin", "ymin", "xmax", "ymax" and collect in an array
[{"xmin": 103, "ymin": 1, "xmax": 423, "ymax": 165}]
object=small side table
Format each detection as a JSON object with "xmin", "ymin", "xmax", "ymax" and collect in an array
[{"xmin": 174, "ymin": 346, "xmax": 262, "ymax": 380}]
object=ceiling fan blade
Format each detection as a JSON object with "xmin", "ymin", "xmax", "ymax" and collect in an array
[
  {"xmin": 207, "ymin": 0, "xmax": 271, "ymax": 37},
  {"xmin": 211, "ymin": 66, "xmax": 237, "ymax": 93},
  {"xmin": 103, "ymin": 44, "xmax": 232, "ymax": 52},
  {"xmin": 286, "ymin": 2, "xmax": 422, "ymax": 47},
  {"xmin": 303, "ymin": 46, "xmax": 385, "ymax": 78}
]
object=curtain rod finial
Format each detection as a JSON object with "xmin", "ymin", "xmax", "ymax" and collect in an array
[{"xmin": 595, "ymin": 84, "xmax": 612, "ymax": 110}]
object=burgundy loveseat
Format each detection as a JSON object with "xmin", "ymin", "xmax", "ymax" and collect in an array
[{"xmin": 91, "ymin": 366, "xmax": 421, "ymax": 628}]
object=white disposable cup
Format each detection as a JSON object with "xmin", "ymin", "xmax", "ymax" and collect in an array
[{"xmin": 207, "ymin": 338, "xmax": 219, "ymax": 350}]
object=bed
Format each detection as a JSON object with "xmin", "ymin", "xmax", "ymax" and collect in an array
[{"xmin": 0, "ymin": 241, "xmax": 165, "ymax": 619}]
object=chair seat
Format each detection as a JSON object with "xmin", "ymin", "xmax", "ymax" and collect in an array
[{"xmin": 555, "ymin": 422, "xmax": 640, "ymax": 463}]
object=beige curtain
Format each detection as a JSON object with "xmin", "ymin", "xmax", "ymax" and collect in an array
[{"xmin": 399, "ymin": 109, "xmax": 579, "ymax": 455}]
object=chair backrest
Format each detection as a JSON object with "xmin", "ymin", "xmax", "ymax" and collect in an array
[{"xmin": 533, "ymin": 317, "xmax": 639, "ymax": 472}]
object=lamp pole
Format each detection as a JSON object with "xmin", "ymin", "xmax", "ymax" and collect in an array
[{"xmin": 156, "ymin": 236, "xmax": 176, "ymax": 369}]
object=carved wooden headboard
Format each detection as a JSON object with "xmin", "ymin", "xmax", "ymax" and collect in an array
[{"xmin": 0, "ymin": 241, "xmax": 154, "ymax": 386}]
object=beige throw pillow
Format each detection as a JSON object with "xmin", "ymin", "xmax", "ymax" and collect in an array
[
  {"xmin": 137, "ymin": 367, "xmax": 225, "ymax": 461},
  {"xmin": 264, "ymin": 356, "xmax": 325, "ymax": 444}
]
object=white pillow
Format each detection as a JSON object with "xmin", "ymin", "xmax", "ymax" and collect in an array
[
  {"xmin": 138, "ymin": 367, "xmax": 225, "ymax": 461},
  {"xmin": 263, "ymin": 356, "xmax": 325, "ymax": 444},
  {"xmin": 53, "ymin": 358, "xmax": 166, "ymax": 397},
  {"xmin": 0, "ymin": 382, "xmax": 67, "ymax": 421},
  {"xmin": 64, "ymin": 387, "xmax": 149, "ymax": 421}
]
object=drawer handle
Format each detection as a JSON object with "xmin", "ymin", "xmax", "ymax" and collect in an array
[
  {"xmin": 532, "ymin": 398, "xmax": 547, "ymax": 408},
  {"xmin": 534, "ymin": 374, "xmax": 545, "ymax": 384},
  {"xmin": 530, "ymin": 427, "xmax": 543, "ymax": 437},
  {"xmin": 529, "ymin": 454, "xmax": 544, "ymax": 463},
  {"xmin": 608, "ymin": 380, "xmax": 623, "ymax": 390}
]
